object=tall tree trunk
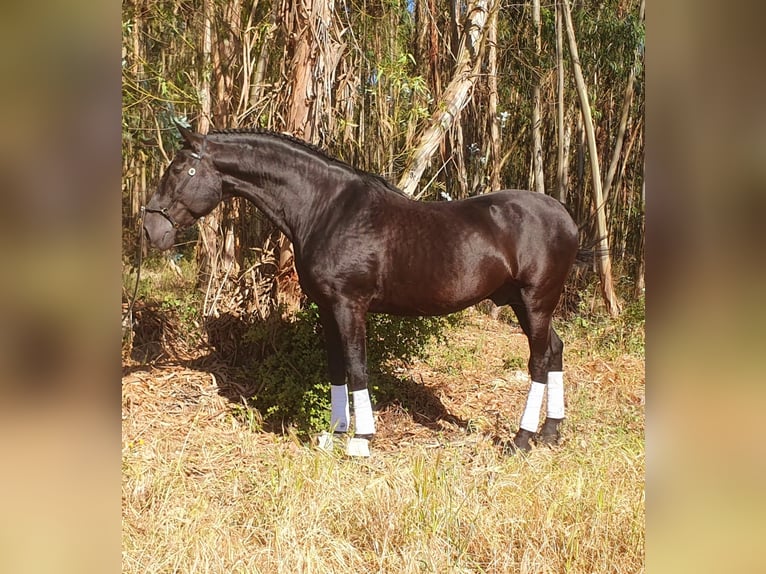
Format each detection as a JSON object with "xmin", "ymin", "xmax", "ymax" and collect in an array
[
  {"xmin": 555, "ymin": 1, "xmax": 566, "ymax": 201},
  {"xmin": 561, "ymin": 0, "xmax": 621, "ymax": 317},
  {"xmin": 280, "ymin": 0, "xmax": 318, "ymax": 309},
  {"xmin": 128, "ymin": 0, "xmax": 145, "ymax": 225},
  {"xmin": 576, "ymin": 110, "xmax": 585, "ymax": 200},
  {"xmin": 197, "ymin": 0, "xmax": 220, "ymax": 300},
  {"xmin": 212, "ymin": 0, "xmax": 242, "ymax": 128},
  {"xmin": 602, "ymin": 0, "xmax": 644, "ymax": 204},
  {"xmin": 199, "ymin": 0, "xmax": 213, "ymax": 133},
  {"xmin": 281, "ymin": 0, "xmax": 343, "ymax": 306},
  {"xmin": 487, "ymin": 5, "xmax": 501, "ymax": 191},
  {"xmin": 249, "ymin": 1, "xmax": 279, "ymax": 114},
  {"xmin": 531, "ymin": 0, "xmax": 545, "ymax": 194},
  {"xmin": 635, "ymin": 172, "xmax": 645, "ymax": 296},
  {"xmin": 285, "ymin": 0, "xmax": 315, "ymax": 141},
  {"xmin": 448, "ymin": 0, "xmax": 462, "ymax": 64},
  {"xmin": 397, "ymin": 0, "xmax": 496, "ymax": 197},
  {"xmin": 560, "ymin": 117, "xmax": 572, "ymax": 203},
  {"xmin": 216, "ymin": 0, "xmax": 244, "ymax": 280},
  {"xmin": 285, "ymin": 0, "xmax": 343, "ymax": 143},
  {"xmin": 417, "ymin": 0, "xmax": 442, "ymax": 101}
]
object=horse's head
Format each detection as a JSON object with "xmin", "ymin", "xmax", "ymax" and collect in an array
[{"xmin": 143, "ymin": 125, "xmax": 222, "ymax": 250}]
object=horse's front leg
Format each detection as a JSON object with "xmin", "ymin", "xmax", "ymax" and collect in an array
[
  {"xmin": 331, "ymin": 300, "xmax": 375, "ymax": 456},
  {"xmin": 318, "ymin": 308, "xmax": 350, "ymax": 434}
]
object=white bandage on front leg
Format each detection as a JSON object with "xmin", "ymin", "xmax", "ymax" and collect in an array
[
  {"xmin": 351, "ymin": 389, "xmax": 376, "ymax": 435},
  {"xmin": 546, "ymin": 371, "xmax": 565, "ymax": 419},
  {"xmin": 330, "ymin": 384, "xmax": 350, "ymax": 433},
  {"xmin": 519, "ymin": 381, "xmax": 546, "ymax": 432}
]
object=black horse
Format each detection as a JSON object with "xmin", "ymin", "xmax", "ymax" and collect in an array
[{"xmin": 143, "ymin": 126, "xmax": 579, "ymax": 453}]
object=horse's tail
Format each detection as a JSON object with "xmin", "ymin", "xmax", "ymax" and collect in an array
[
  {"xmin": 574, "ymin": 235, "xmax": 610, "ymax": 267},
  {"xmin": 556, "ymin": 201, "xmax": 611, "ymax": 267}
]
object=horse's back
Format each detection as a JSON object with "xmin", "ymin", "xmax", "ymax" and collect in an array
[
  {"xmin": 416, "ymin": 189, "xmax": 578, "ymax": 266},
  {"xmin": 361, "ymin": 188, "xmax": 577, "ymax": 315}
]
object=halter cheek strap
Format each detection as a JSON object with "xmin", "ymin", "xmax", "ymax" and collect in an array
[{"xmin": 141, "ymin": 205, "xmax": 183, "ymax": 229}]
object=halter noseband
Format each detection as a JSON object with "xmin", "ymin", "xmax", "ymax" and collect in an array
[{"xmin": 143, "ymin": 141, "xmax": 206, "ymax": 230}]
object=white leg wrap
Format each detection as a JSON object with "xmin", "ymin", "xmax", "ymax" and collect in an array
[
  {"xmin": 546, "ymin": 371, "xmax": 565, "ymax": 419},
  {"xmin": 351, "ymin": 389, "xmax": 375, "ymax": 435},
  {"xmin": 520, "ymin": 381, "xmax": 546, "ymax": 432},
  {"xmin": 330, "ymin": 384, "xmax": 350, "ymax": 433}
]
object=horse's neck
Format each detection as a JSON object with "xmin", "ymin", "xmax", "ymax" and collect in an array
[{"xmin": 216, "ymin": 138, "xmax": 333, "ymax": 242}]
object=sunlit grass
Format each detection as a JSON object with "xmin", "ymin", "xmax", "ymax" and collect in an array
[{"xmin": 123, "ymin": 305, "xmax": 644, "ymax": 573}]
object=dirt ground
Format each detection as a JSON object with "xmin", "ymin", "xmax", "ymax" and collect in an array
[{"xmin": 122, "ymin": 309, "xmax": 644, "ymax": 452}]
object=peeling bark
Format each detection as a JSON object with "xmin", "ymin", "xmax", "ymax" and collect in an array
[{"xmin": 397, "ymin": 0, "xmax": 497, "ymax": 197}]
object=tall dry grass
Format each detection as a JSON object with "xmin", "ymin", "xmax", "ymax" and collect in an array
[{"xmin": 123, "ymin": 311, "xmax": 644, "ymax": 573}]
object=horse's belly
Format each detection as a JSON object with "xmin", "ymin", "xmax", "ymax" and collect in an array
[
  {"xmin": 369, "ymin": 293, "xmax": 487, "ymax": 316},
  {"xmin": 372, "ymin": 259, "xmax": 507, "ymax": 316}
]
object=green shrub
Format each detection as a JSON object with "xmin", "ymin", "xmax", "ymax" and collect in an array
[
  {"xmin": 561, "ymin": 282, "xmax": 645, "ymax": 358},
  {"xmin": 240, "ymin": 304, "xmax": 459, "ymax": 435}
]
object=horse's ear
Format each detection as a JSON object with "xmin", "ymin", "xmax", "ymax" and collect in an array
[{"xmin": 175, "ymin": 122, "xmax": 204, "ymax": 151}]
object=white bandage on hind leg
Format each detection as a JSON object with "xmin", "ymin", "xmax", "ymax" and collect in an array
[
  {"xmin": 519, "ymin": 381, "xmax": 546, "ymax": 432},
  {"xmin": 330, "ymin": 384, "xmax": 350, "ymax": 433},
  {"xmin": 351, "ymin": 389, "xmax": 376, "ymax": 435},
  {"xmin": 546, "ymin": 371, "xmax": 565, "ymax": 419}
]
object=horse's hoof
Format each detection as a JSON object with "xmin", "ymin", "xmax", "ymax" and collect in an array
[
  {"xmin": 316, "ymin": 431, "xmax": 345, "ymax": 452},
  {"xmin": 498, "ymin": 440, "xmax": 522, "ymax": 455},
  {"xmin": 535, "ymin": 417, "xmax": 563, "ymax": 447},
  {"xmin": 346, "ymin": 436, "xmax": 371, "ymax": 457},
  {"xmin": 499, "ymin": 428, "xmax": 534, "ymax": 455},
  {"xmin": 535, "ymin": 430, "xmax": 561, "ymax": 447}
]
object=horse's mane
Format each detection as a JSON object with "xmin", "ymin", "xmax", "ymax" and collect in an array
[
  {"xmin": 208, "ymin": 128, "xmax": 408, "ymax": 197},
  {"xmin": 210, "ymin": 127, "xmax": 327, "ymax": 158}
]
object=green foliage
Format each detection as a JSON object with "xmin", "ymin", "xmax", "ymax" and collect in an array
[
  {"xmin": 239, "ymin": 304, "xmax": 460, "ymax": 436},
  {"xmin": 124, "ymin": 253, "xmax": 199, "ymax": 303},
  {"xmin": 122, "ymin": 254, "xmax": 205, "ymax": 358},
  {"xmin": 366, "ymin": 311, "xmax": 461, "ymax": 367},
  {"xmin": 502, "ymin": 355, "xmax": 526, "ymax": 371},
  {"xmin": 562, "ymin": 282, "xmax": 645, "ymax": 358},
  {"xmin": 240, "ymin": 306, "xmax": 330, "ymax": 434},
  {"xmin": 160, "ymin": 293, "xmax": 201, "ymax": 332},
  {"xmin": 425, "ymin": 332, "xmax": 484, "ymax": 377}
]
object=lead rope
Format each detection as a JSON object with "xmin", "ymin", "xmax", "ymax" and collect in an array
[
  {"xmin": 122, "ymin": 206, "xmax": 146, "ymax": 335},
  {"xmin": 123, "ymin": 141, "xmax": 206, "ymax": 335}
]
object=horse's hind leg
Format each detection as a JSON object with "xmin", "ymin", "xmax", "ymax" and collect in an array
[
  {"xmin": 537, "ymin": 327, "xmax": 565, "ymax": 445},
  {"xmin": 510, "ymin": 299, "xmax": 562, "ymax": 452}
]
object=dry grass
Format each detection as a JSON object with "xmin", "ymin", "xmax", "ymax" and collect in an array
[{"xmin": 122, "ymin": 311, "xmax": 644, "ymax": 573}]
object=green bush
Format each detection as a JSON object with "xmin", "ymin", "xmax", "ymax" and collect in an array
[
  {"xmin": 561, "ymin": 282, "xmax": 645, "ymax": 358},
  {"xmin": 240, "ymin": 304, "xmax": 459, "ymax": 435}
]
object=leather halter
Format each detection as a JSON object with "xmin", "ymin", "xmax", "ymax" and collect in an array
[{"xmin": 143, "ymin": 142, "xmax": 206, "ymax": 229}]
